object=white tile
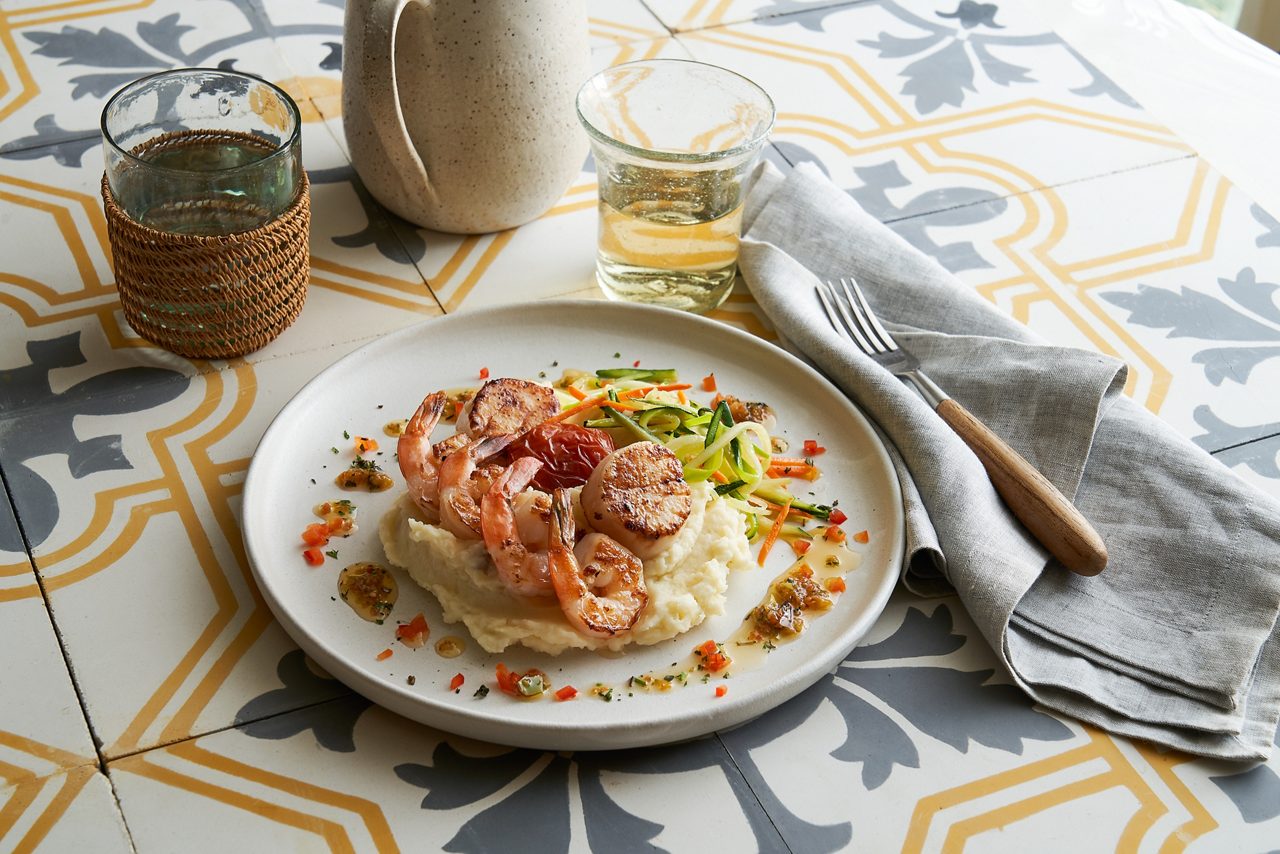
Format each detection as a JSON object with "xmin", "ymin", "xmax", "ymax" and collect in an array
[{"xmin": 0, "ymin": 767, "xmax": 131, "ymax": 853}]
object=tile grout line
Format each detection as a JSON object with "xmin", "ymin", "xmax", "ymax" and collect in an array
[
  {"xmin": 1208, "ymin": 430, "xmax": 1280, "ymax": 457},
  {"xmin": 713, "ymin": 733, "xmax": 796, "ymax": 854},
  {"xmin": 650, "ymin": 0, "xmax": 871, "ymax": 36},
  {"xmin": 769, "ymin": 137, "xmax": 1199, "ymax": 227},
  {"xmin": 0, "ymin": 130, "xmax": 99, "ymax": 159},
  {"xmin": 0, "ymin": 464, "xmax": 140, "ymax": 852},
  {"xmin": 101, "ymin": 692, "xmax": 356, "ymax": 765}
]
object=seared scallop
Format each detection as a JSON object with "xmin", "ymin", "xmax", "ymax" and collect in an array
[
  {"xmin": 458, "ymin": 378, "xmax": 559, "ymax": 438},
  {"xmin": 580, "ymin": 441, "xmax": 691, "ymax": 560}
]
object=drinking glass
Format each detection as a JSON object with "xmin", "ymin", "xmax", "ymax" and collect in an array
[
  {"xmin": 577, "ymin": 60, "xmax": 774, "ymax": 313},
  {"xmin": 102, "ymin": 68, "xmax": 301, "ymax": 235}
]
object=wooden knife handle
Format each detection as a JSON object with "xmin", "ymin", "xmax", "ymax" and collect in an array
[{"xmin": 935, "ymin": 398, "xmax": 1107, "ymax": 576}]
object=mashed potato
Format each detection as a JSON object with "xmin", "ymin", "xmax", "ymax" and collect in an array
[{"xmin": 379, "ymin": 480, "xmax": 752, "ymax": 654}]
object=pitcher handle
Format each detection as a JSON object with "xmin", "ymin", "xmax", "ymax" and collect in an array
[{"xmin": 354, "ymin": 0, "xmax": 435, "ymax": 208}]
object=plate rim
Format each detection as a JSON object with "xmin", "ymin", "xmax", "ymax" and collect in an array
[{"xmin": 243, "ymin": 299, "xmax": 904, "ymax": 749}]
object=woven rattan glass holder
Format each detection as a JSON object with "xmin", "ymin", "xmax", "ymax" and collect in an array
[{"xmin": 102, "ymin": 171, "xmax": 311, "ymax": 359}]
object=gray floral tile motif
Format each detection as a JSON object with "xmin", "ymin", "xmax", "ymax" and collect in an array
[
  {"xmin": 771, "ymin": 143, "xmax": 1006, "ymax": 272},
  {"xmin": 1194, "ymin": 407, "xmax": 1280, "ymax": 477},
  {"xmin": 395, "ymin": 738, "xmax": 785, "ymax": 853},
  {"xmin": 1102, "ymin": 267, "xmax": 1280, "ymax": 388},
  {"xmin": 1255, "ymin": 205, "xmax": 1280, "ymax": 250},
  {"xmin": 763, "ymin": 0, "xmax": 1136, "ymax": 114},
  {"xmin": 233, "ymin": 650, "xmax": 359, "ymax": 748},
  {"xmin": 719, "ymin": 603, "xmax": 1072, "ymax": 849},
  {"xmin": 0, "ymin": 333, "xmax": 189, "ymax": 551},
  {"xmin": 0, "ymin": 486, "xmax": 24, "ymax": 561},
  {"xmin": 2, "ymin": 0, "xmax": 341, "ymax": 151}
]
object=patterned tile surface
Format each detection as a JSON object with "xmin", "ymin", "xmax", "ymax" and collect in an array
[
  {"xmin": 2, "ymin": 0, "xmax": 1279, "ymax": 849},
  {"xmin": 1, "ymin": 767, "xmax": 132, "ymax": 852}
]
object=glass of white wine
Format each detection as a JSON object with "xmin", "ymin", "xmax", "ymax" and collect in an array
[
  {"xmin": 577, "ymin": 60, "xmax": 774, "ymax": 314},
  {"xmin": 102, "ymin": 68, "xmax": 301, "ymax": 236}
]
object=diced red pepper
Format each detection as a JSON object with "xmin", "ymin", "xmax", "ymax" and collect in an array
[
  {"xmin": 301, "ymin": 523, "xmax": 330, "ymax": 547},
  {"xmin": 554, "ymin": 685, "xmax": 578, "ymax": 701},
  {"xmin": 495, "ymin": 664, "xmax": 550, "ymax": 698},
  {"xmin": 791, "ymin": 539, "xmax": 812, "ymax": 556},
  {"xmin": 632, "ymin": 359, "xmax": 641, "ymax": 368},
  {"xmin": 479, "ymin": 367, "xmax": 490, "ymax": 380},
  {"xmin": 826, "ymin": 577, "xmax": 847, "ymax": 594},
  {"xmin": 495, "ymin": 663, "xmax": 519, "ymax": 695},
  {"xmin": 449, "ymin": 673, "xmax": 465, "ymax": 691},
  {"xmin": 852, "ymin": 529, "xmax": 870, "ymax": 544},
  {"xmin": 803, "ymin": 439, "xmax": 826, "ymax": 456},
  {"xmin": 829, "ymin": 508, "xmax": 848, "ymax": 526},
  {"xmin": 694, "ymin": 639, "xmax": 730, "ymax": 673},
  {"xmin": 715, "ymin": 685, "xmax": 728, "ymax": 698},
  {"xmin": 302, "ymin": 546, "xmax": 325, "ymax": 566},
  {"xmin": 396, "ymin": 612, "xmax": 429, "ymax": 648},
  {"xmin": 823, "ymin": 525, "xmax": 847, "ymax": 544},
  {"xmin": 375, "ymin": 648, "xmax": 393, "ymax": 661},
  {"xmin": 701, "ymin": 373, "xmax": 717, "ymax": 392}
]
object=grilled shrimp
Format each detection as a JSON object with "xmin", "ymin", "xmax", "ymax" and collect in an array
[
  {"xmin": 438, "ymin": 434, "xmax": 514, "ymax": 539},
  {"xmin": 397, "ymin": 392, "xmax": 448, "ymax": 522},
  {"xmin": 580, "ymin": 441, "xmax": 692, "ymax": 560},
  {"xmin": 458, "ymin": 378, "xmax": 559, "ymax": 438},
  {"xmin": 480, "ymin": 457, "xmax": 556, "ymax": 597},
  {"xmin": 548, "ymin": 488, "xmax": 648, "ymax": 638}
]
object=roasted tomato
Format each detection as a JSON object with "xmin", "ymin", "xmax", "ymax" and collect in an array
[{"xmin": 509, "ymin": 422, "xmax": 614, "ymax": 490}]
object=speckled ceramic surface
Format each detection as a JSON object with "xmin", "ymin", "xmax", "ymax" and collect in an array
[
  {"xmin": 342, "ymin": 0, "xmax": 590, "ymax": 233},
  {"xmin": 4, "ymin": 0, "xmax": 1280, "ymax": 849}
]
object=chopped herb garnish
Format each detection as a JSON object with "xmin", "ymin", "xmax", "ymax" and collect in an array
[
  {"xmin": 330, "ymin": 447, "xmax": 339, "ymax": 454},
  {"xmin": 325, "ymin": 549, "xmax": 338, "ymax": 559},
  {"xmin": 551, "ymin": 360, "xmax": 559, "ymax": 367},
  {"xmin": 407, "ymin": 675, "xmax": 416, "ymax": 686},
  {"xmin": 473, "ymin": 685, "xmax": 490, "ymax": 699},
  {"xmin": 763, "ymin": 641, "xmax": 777, "ymax": 652},
  {"xmin": 613, "ymin": 352, "xmax": 621, "ymax": 358},
  {"xmin": 351, "ymin": 455, "xmax": 383, "ymax": 472},
  {"xmin": 343, "ymin": 430, "xmax": 350, "ymax": 439},
  {"xmin": 310, "ymin": 478, "xmax": 316, "ymax": 485}
]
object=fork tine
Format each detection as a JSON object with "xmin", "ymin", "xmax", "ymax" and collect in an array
[
  {"xmin": 819, "ymin": 279, "xmax": 878, "ymax": 354},
  {"xmin": 814, "ymin": 282, "xmax": 843, "ymax": 334},
  {"xmin": 830, "ymin": 277, "xmax": 887, "ymax": 354},
  {"xmin": 841, "ymin": 277, "xmax": 897, "ymax": 352}
]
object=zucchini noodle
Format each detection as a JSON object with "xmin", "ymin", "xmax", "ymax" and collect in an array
[{"xmin": 554, "ymin": 367, "xmax": 833, "ymax": 538}]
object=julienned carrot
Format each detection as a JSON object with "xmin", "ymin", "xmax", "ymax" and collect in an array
[
  {"xmin": 751, "ymin": 498, "xmax": 817, "ymax": 519},
  {"xmin": 757, "ymin": 498, "xmax": 792, "ymax": 566},
  {"xmin": 550, "ymin": 393, "xmax": 640, "ymax": 422},
  {"xmin": 767, "ymin": 464, "xmax": 820, "ymax": 481},
  {"xmin": 769, "ymin": 457, "xmax": 813, "ymax": 467},
  {"xmin": 566, "ymin": 386, "xmax": 588, "ymax": 401},
  {"xmin": 618, "ymin": 383, "xmax": 693, "ymax": 400}
]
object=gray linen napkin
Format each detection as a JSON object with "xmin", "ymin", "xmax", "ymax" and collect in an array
[{"xmin": 739, "ymin": 162, "xmax": 1280, "ymax": 761}]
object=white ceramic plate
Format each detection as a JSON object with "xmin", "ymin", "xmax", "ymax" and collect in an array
[{"xmin": 243, "ymin": 301, "xmax": 903, "ymax": 750}]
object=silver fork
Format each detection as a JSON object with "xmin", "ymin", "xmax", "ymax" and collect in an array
[{"xmin": 817, "ymin": 277, "xmax": 1107, "ymax": 576}]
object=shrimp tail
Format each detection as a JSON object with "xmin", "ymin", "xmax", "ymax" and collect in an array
[
  {"xmin": 406, "ymin": 392, "xmax": 446, "ymax": 436},
  {"xmin": 550, "ymin": 488, "xmax": 576, "ymax": 552}
]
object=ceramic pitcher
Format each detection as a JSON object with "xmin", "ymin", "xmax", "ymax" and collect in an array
[{"xmin": 343, "ymin": 0, "xmax": 589, "ymax": 234}]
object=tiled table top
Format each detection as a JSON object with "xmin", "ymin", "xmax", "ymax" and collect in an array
[{"xmin": 2, "ymin": 0, "xmax": 1279, "ymax": 850}]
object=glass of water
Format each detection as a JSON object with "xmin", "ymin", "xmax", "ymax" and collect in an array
[
  {"xmin": 102, "ymin": 68, "xmax": 301, "ymax": 236},
  {"xmin": 577, "ymin": 60, "xmax": 774, "ymax": 313}
]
